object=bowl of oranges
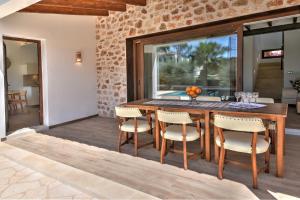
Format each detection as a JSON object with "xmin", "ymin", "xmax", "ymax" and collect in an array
[{"xmin": 186, "ymin": 86, "xmax": 202, "ymax": 101}]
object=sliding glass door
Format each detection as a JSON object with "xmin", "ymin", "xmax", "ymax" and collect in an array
[{"xmin": 144, "ymin": 34, "xmax": 238, "ymax": 99}]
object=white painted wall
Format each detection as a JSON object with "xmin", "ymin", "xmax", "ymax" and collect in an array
[
  {"xmin": 284, "ymin": 29, "xmax": 300, "ymax": 87},
  {"xmin": 243, "ymin": 36, "xmax": 254, "ymax": 92},
  {"xmin": 0, "ymin": 13, "xmax": 97, "ymax": 138},
  {"xmin": 254, "ymin": 32, "xmax": 282, "ymax": 64}
]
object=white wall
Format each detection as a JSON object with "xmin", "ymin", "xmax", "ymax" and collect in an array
[
  {"xmin": 284, "ymin": 29, "xmax": 300, "ymax": 87},
  {"xmin": 254, "ymin": 32, "xmax": 282, "ymax": 64},
  {"xmin": 0, "ymin": 23, "xmax": 5, "ymax": 138},
  {"xmin": 243, "ymin": 36, "xmax": 254, "ymax": 92},
  {"xmin": 0, "ymin": 13, "xmax": 97, "ymax": 137}
]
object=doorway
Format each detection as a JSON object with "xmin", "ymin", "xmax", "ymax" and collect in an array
[
  {"xmin": 3, "ymin": 36, "xmax": 43, "ymax": 133},
  {"xmin": 243, "ymin": 32, "xmax": 284, "ymax": 101}
]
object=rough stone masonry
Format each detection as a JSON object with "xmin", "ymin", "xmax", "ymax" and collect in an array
[{"xmin": 96, "ymin": 0, "xmax": 300, "ymax": 117}]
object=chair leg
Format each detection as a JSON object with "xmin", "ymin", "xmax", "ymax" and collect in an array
[
  {"xmin": 118, "ymin": 131, "xmax": 123, "ymax": 152},
  {"xmin": 265, "ymin": 148, "xmax": 270, "ymax": 174},
  {"xmin": 183, "ymin": 140, "xmax": 188, "ymax": 170},
  {"xmin": 200, "ymin": 135, "xmax": 204, "ymax": 159},
  {"xmin": 125, "ymin": 132, "xmax": 129, "ymax": 143},
  {"xmin": 134, "ymin": 132, "xmax": 138, "ymax": 156},
  {"xmin": 160, "ymin": 138, "xmax": 166, "ymax": 164},
  {"xmin": 270, "ymin": 130, "xmax": 276, "ymax": 154},
  {"xmin": 214, "ymin": 126, "xmax": 219, "ymax": 163},
  {"xmin": 251, "ymin": 152, "xmax": 258, "ymax": 189},
  {"xmin": 218, "ymin": 147, "xmax": 225, "ymax": 180}
]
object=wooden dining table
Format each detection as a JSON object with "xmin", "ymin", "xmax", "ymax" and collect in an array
[{"xmin": 123, "ymin": 99, "xmax": 288, "ymax": 177}]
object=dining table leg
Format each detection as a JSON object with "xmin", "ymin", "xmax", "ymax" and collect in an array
[
  {"xmin": 276, "ymin": 116, "xmax": 285, "ymax": 177},
  {"xmin": 155, "ymin": 110, "xmax": 160, "ymax": 150},
  {"xmin": 205, "ymin": 111, "xmax": 211, "ymax": 161}
]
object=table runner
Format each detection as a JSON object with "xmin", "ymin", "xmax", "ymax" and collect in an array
[{"xmin": 144, "ymin": 100, "xmax": 266, "ymax": 109}]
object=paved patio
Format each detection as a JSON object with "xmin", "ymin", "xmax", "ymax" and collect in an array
[
  {"xmin": 0, "ymin": 137, "xmax": 158, "ymax": 199},
  {"xmin": 3, "ymin": 117, "xmax": 300, "ymax": 199}
]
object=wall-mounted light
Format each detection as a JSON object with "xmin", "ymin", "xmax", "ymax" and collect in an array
[{"xmin": 75, "ymin": 51, "xmax": 82, "ymax": 64}]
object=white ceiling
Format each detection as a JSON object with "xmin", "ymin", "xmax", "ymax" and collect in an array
[
  {"xmin": 244, "ymin": 14, "xmax": 300, "ymax": 31},
  {"xmin": 0, "ymin": 0, "xmax": 41, "ymax": 19}
]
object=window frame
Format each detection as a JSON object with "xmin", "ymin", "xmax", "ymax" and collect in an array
[{"xmin": 129, "ymin": 22, "xmax": 243, "ymax": 100}]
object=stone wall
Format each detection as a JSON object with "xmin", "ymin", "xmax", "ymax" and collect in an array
[{"xmin": 96, "ymin": 0, "xmax": 300, "ymax": 117}]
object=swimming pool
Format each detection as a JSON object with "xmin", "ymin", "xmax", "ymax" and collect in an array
[
  {"xmin": 160, "ymin": 90, "xmax": 219, "ymax": 97},
  {"xmin": 161, "ymin": 91, "xmax": 187, "ymax": 96}
]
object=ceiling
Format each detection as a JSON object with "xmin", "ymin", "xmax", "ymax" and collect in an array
[
  {"xmin": 0, "ymin": 0, "xmax": 41, "ymax": 19},
  {"xmin": 244, "ymin": 15, "xmax": 300, "ymax": 31},
  {"xmin": 19, "ymin": 0, "xmax": 147, "ymax": 16}
]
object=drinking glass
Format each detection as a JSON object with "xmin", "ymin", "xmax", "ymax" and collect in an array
[
  {"xmin": 240, "ymin": 92, "xmax": 246, "ymax": 103},
  {"xmin": 253, "ymin": 92, "xmax": 259, "ymax": 102},
  {"xmin": 246, "ymin": 92, "xmax": 253, "ymax": 104},
  {"xmin": 234, "ymin": 92, "xmax": 241, "ymax": 102}
]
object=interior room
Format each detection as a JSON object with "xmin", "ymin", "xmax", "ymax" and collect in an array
[
  {"xmin": 243, "ymin": 16, "xmax": 300, "ymax": 129},
  {"xmin": 3, "ymin": 38, "xmax": 41, "ymax": 132}
]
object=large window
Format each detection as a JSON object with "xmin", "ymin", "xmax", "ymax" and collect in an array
[{"xmin": 144, "ymin": 34, "xmax": 237, "ymax": 99}]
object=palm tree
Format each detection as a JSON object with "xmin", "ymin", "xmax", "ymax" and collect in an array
[{"xmin": 192, "ymin": 42, "xmax": 229, "ymax": 85}]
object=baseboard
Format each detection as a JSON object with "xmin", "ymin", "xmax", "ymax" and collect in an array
[
  {"xmin": 286, "ymin": 128, "xmax": 300, "ymax": 136},
  {"xmin": 49, "ymin": 114, "xmax": 98, "ymax": 129}
]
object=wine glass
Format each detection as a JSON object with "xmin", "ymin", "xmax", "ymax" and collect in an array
[
  {"xmin": 234, "ymin": 92, "xmax": 241, "ymax": 102},
  {"xmin": 240, "ymin": 92, "xmax": 246, "ymax": 103},
  {"xmin": 246, "ymin": 92, "xmax": 253, "ymax": 104},
  {"xmin": 253, "ymin": 92, "xmax": 259, "ymax": 102}
]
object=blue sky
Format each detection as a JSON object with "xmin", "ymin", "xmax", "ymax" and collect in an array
[{"xmin": 161, "ymin": 34, "xmax": 238, "ymax": 58}]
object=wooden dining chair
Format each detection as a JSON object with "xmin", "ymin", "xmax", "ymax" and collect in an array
[
  {"xmin": 7, "ymin": 93, "xmax": 16, "ymax": 112},
  {"xmin": 255, "ymin": 97, "xmax": 276, "ymax": 154},
  {"xmin": 255, "ymin": 98, "xmax": 275, "ymax": 104},
  {"xmin": 214, "ymin": 114, "xmax": 270, "ymax": 188},
  {"xmin": 157, "ymin": 110, "xmax": 204, "ymax": 170},
  {"xmin": 196, "ymin": 96, "xmax": 221, "ymax": 102},
  {"xmin": 13, "ymin": 90, "xmax": 28, "ymax": 111},
  {"xmin": 115, "ymin": 106, "xmax": 154, "ymax": 156}
]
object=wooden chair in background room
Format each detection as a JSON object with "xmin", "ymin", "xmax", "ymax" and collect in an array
[
  {"xmin": 7, "ymin": 93, "xmax": 16, "ymax": 112},
  {"xmin": 13, "ymin": 90, "xmax": 28, "ymax": 111},
  {"xmin": 214, "ymin": 114, "xmax": 270, "ymax": 188},
  {"xmin": 115, "ymin": 106, "xmax": 154, "ymax": 156},
  {"xmin": 157, "ymin": 110, "xmax": 204, "ymax": 170}
]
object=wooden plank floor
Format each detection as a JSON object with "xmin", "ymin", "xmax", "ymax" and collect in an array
[{"xmin": 6, "ymin": 117, "xmax": 300, "ymax": 199}]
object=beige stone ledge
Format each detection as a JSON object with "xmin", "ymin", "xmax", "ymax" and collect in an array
[{"xmin": 0, "ymin": 141, "xmax": 159, "ymax": 200}]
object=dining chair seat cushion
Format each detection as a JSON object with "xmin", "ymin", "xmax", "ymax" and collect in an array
[
  {"xmin": 161, "ymin": 125, "xmax": 204, "ymax": 141},
  {"xmin": 215, "ymin": 131, "xmax": 270, "ymax": 154},
  {"xmin": 120, "ymin": 119, "xmax": 153, "ymax": 133}
]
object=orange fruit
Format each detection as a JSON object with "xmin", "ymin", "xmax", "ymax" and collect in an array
[
  {"xmin": 189, "ymin": 91, "xmax": 195, "ymax": 97},
  {"xmin": 185, "ymin": 87, "xmax": 190, "ymax": 93},
  {"xmin": 191, "ymin": 86, "xmax": 197, "ymax": 91},
  {"xmin": 195, "ymin": 88, "xmax": 201, "ymax": 94}
]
